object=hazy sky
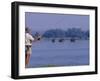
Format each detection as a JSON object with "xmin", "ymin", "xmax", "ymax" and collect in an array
[{"xmin": 25, "ymin": 12, "xmax": 89, "ymax": 31}]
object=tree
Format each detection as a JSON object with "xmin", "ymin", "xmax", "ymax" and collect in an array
[
  {"xmin": 43, "ymin": 29, "xmax": 65, "ymax": 38},
  {"xmin": 43, "ymin": 28, "xmax": 89, "ymax": 39}
]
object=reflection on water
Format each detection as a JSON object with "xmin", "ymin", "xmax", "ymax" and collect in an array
[{"xmin": 28, "ymin": 39, "xmax": 89, "ymax": 68}]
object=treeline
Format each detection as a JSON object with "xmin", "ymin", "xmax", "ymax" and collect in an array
[{"xmin": 43, "ymin": 28, "xmax": 89, "ymax": 39}]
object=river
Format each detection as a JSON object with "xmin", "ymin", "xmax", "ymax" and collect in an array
[{"xmin": 28, "ymin": 39, "xmax": 89, "ymax": 68}]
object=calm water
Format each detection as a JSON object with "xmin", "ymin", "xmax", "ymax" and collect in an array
[{"xmin": 28, "ymin": 39, "xmax": 89, "ymax": 68}]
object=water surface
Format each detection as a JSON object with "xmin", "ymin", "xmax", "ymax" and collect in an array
[{"xmin": 28, "ymin": 40, "xmax": 89, "ymax": 68}]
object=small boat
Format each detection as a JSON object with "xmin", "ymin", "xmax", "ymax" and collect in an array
[
  {"xmin": 59, "ymin": 39, "xmax": 64, "ymax": 42},
  {"xmin": 70, "ymin": 38, "xmax": 75, "ymax": 42},
  {"xmin": 52, "ymin": 39, "xmax": 55, "ymax": 43}
]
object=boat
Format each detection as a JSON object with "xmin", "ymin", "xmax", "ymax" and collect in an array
[{"xmin": 70, "ymin": 38, "xmax": 75, "ymax": 42}]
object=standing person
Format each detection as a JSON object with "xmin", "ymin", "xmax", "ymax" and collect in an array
[{"xmin": 25, "ymin": 28, "xmax": 34, "ymax": 67}]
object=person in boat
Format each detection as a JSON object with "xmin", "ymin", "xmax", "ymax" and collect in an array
[{"xmin": 25, "ymin": 28, "xmax": 41, "ymax": 67}]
